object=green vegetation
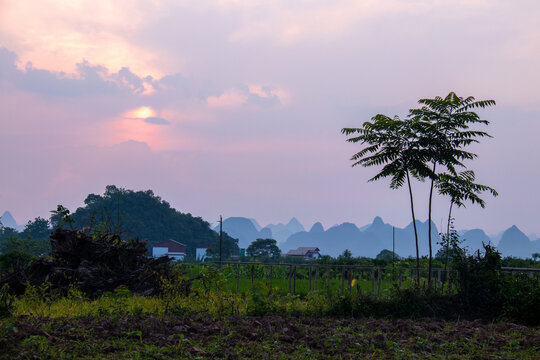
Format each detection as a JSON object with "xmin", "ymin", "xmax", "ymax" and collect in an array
[
  {"xmin": 0, "ymin": 232, "xmax": 539, "ymax": 359},
  {"xmin": 342, "ymin": 92, "xmax": 498, "ymax": 285},
  {"xmin": 0, "ymin": 260, "xmax": 538, "ymax": 359},
  {"xmin": 0, "ymin": 217, "xmax": 51, "ymax": 258},
  {"xmin": 246, "ymin": 238, "xmax": 281, "ymax": 258},
  {"xmin": 50, "ymin": 185, "xmax": 239, "ymax": 257}
]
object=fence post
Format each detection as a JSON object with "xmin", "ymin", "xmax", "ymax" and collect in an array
[
  {"xmin": 348, "ymin": 268, "xmax": 352, "ymax": 293},
  {"xmin": 377, "ymin": 268, "xmax": 382, "ymax": 298},
  {"xmin": 437, "ymin": 269, "xmax": 441, "ymax": 288},
  {"xmin": 293, "ymin": 266, "xmax": 297, "ymax": 295},
  {"xmin": 371, "ymin": 268, "xmax": 375, "ymax": 295},
  {"xmin": 446, "ymin": 270, "xmax": 451, "ymax": 294},
  {"xmin": 341, "ymin": 267, "xmax": 345, "ymax": 296},
  {"xmin": 236, "ymin": 263, "xmax": 240, "ymax": 294},
  {"xmin": 269, "ymin": 265, "xmax": 273, "ymax": 295},
  {"xmin": 315, "ymin": 266, "xmax": 319, "ymax": 292},
  {"xmin": 309, "ymin": 266, "xmax": 312, "ymax": 293},
  {"xmin": 289, "ymin": 265, "xmax": 292, "ymax": 294},
  {"xmin": 399, "ymin": 270, "xmax": 403, "ymax": 290},
  {"xmin": 326, "ymin": 266, "xmax": 330, "ymax": 296},
  {"xmin": 251, "ymin": 264, "xmax": 254, "ymax": 291}
]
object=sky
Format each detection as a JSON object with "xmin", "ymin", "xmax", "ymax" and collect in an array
[{"xmin": 1, "ymin": 0, "xmax": 539, "ymax": 235}]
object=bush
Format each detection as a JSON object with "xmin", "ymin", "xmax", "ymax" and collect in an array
[
  {"xmin": 454, "ymin": 244, "xmax": 504, "ymax": 314},
  {"xmin": 453, "ymin": 244, "xmax": 540, "ymax": 324},
  {"xmin": 0, "ymin": 250, "xmax": 34, "ymax": 273},
  {"xmin": 0, "ymin": 284, "xmax": 13, "ymax": 318},
  {"xmin": 500, "ymin": 274, "xmax": 540, "ymax": 325}
]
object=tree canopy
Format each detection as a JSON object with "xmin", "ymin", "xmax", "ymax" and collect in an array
[
  {"xmin": 342, "ymin": 92, "xmax": 497, "ymax": 285},
  {"xmin": 375, "ymin": 249, "xmax": 400, "ymax": 262},
  {"xmin": 50, "ymin": 185, "xmax": 238, "ymax": 257},
  {"xmin": 0, "ymin": 217, "xmax": 51, "ymax": 258},
  {"xmin": 246, "ymin": 238, "xmax": 281, "ymax": 258}
]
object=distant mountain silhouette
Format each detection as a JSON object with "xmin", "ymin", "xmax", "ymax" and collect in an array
[
  {"xmin": 0, "ymin": 211, "xmax": 24, "ymax": 231},
  {"xmin": 264, "ymin": 218, "xmax": 305, "ymax": 243},
  {"xmin": 497, "ymin": 225, "xmax": 540, "ymax": 258},
  {"xmin": 460, "ymin": 229, "xmax": 493, "ymax": 253},
  {"xmin": 281, "ymin": 217, "xmax": 441, "ymax": 258},
  {"xmin": 488, "ymin": 230, "xmax": 505, "ymax": 246},
  {"xmin": 248, "ymin": 218, "xmax": 262, "ymax": 231},
  {"xmin": 309, "ymin": 222, "xmax": 325, "ymax": 234},
  {"xmin": 214, "ymin": 217, "xmax": 272, "ymax": 249},
  {"xmin": 218, "ymin": 216, "xmax": 539, "ymax": 259}
]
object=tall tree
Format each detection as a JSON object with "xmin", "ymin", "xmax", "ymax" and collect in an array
[
  {"xmin": 342, "ymin": 115, "xmax": 432, "ymax": 284},
  {"xmin": 409, "ymin": 92, "xmax": 495, "ymax": 286},
  {"xmin": 246, "ymin": 238, "xmax": 281, "ymax": 258}
]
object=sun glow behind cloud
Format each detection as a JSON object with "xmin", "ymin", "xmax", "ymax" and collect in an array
[
  {"xmin": 106, "ymin": 117, "xmax": 162, "ymax": 150},
  {"xmin": 128, "ymin": 106, "xmax": 157, "ymax": 119},
  {"xmin": 103, "ymin": 106, "xmax": 167, "ymax": 150}
]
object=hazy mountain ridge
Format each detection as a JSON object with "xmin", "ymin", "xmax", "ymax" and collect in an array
[
  {"xmin": 218, "ymin": 216, "xmax": 539, "ymax": 259},
  {"xmin": 282, "ymin": 217, "xmax": 441, "ymax": 258},
  {"xmin": 497, "ymin": 226, "xmax": 540, "ymax": 258},
  {"xmin": 263, "ymin": 218, "xmax": 305, "ymax": 244},
  {"xmin": 0, "ymin": 211, "xmax": 25, "ymax": 231},
  {"xmin": 213, "ymin": 217, "xmax": 272, "ymax": 249}
]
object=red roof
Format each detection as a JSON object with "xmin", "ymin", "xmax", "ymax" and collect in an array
[{"xmin": 153, "ymin": 239, "xmax": 186, "ymax": 253}]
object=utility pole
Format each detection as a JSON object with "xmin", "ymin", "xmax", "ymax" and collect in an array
[{"xmin": 219, "ymin": 215, "xmax": 223, "ymax": 268}]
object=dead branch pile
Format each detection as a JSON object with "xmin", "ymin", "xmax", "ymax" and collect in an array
[{"xmin": 0, "ymin": 229, "xmax": 172, "ymax": 297}]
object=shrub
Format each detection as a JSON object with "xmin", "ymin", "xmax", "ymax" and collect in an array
[
  {"xmin": 454, "ymin": 244, "xmax": 504, "ymax": 315},
  {"xmin": 453, "ymin": 244, "xmax": 540, "ymax": 324},
  {"xmin": 0, "ymin": 284, "xmax": 13, "ymax": 318},
  {"xmin": 500, "ymin": 274, "xmax": 540, "ymax": 325}
]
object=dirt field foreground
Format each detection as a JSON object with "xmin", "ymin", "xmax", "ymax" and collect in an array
[{"xmin": 1, "ymin": 315, "xmax": 539, "ymax": 359}]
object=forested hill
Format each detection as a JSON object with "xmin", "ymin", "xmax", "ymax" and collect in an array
[{"xmin": 53, "ymin": 185, "xmax": 236, "ymax": 256}]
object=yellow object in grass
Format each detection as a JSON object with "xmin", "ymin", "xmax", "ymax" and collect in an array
[{"xmin": 351, "ymin": 279, "xmax": 357, "ymax": 287}]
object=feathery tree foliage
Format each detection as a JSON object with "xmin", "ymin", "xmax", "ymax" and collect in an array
[
  {"xmin": 409, "ymin": 92, "xmax": 496, "ymax": 285},
  {"xmin": 342, "ymin": 115, "xmax": 433, "ymax": 283},
  {"xmin": 435, "ymin": 170, "xmax": 499, "ymax": 271},
  {"xmin": 436, "ymin": 170, "xmax": 498, "ymax": 270},
  {"xmin": 342, "ymin": 92, "xmax": 497, "ymax": 287}
]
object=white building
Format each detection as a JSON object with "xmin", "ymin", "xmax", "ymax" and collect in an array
[
  {"xmin": 152, "ymin": 239, "xmax": 187, "ymax": 261},
  {"xmin": 196, "ymin": 245, "xmax": 210, "ymax": 261}
]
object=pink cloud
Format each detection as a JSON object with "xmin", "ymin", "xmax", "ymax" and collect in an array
[{"xmin": 207, "ymin": 89, "xmax": 247, "ymax": 108}]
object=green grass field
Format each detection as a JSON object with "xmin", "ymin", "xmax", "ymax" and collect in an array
[
  {"xmin": 178, "ymin": 263, "xmax": 456, "ymax": 298},
  {"xmin": 1, "ymin": 263, "xmax": 537, "ymax": 359}
]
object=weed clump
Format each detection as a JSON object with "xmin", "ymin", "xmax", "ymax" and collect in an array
[{"xmin": 0, "ymin": 229, "xmax": 171, "ymax": 297}]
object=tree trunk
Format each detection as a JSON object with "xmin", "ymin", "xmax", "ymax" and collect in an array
[
  {"xmin": 406, "ymin": 170, "xmax": 420, "ymax": 285},
  {"xmin": 427, "ymin": 162, "xmax": 436, "ymax": 289},
  {"xmin": 444, "ymin": 201, "xmax": 454, "ymax": 273}
]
